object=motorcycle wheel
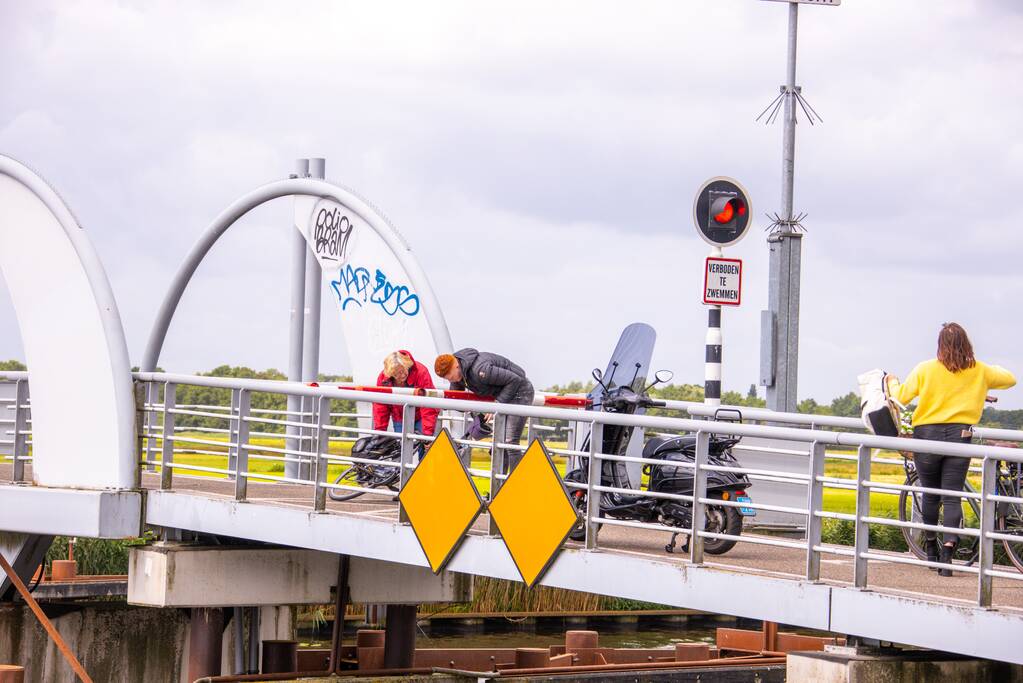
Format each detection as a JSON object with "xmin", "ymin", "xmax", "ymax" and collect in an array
[
  {"xmin": 568, "ymin": 490, "xmax": 594, "ymax": 542},
  {"xmin": 701, "ymin": 504, "xmax": 743, "ymax": 555}
]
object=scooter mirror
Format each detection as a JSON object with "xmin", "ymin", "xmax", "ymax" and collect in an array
[
  {"xmin": 592, "ymin": 368, "xmax": 603, "ymax": 382},
  {"xmin": 654, "ymin": 369, "xmax": 674, "ymax": 385}
]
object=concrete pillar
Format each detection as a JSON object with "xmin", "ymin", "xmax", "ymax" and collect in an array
[
  {"xmin": 187, "ymin": 608, "xmax": 224, "ymax": 681},
  {"xmin": 383, "ymin": 605, "xmax": 417, "ymax": 669}
]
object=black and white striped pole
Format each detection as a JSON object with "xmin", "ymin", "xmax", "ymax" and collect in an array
[
  {"xmin": 693, "ymin": 177, "xmax": 753, "ymax": 409},
  {"xmin": 705, "ymin": 247, "xmax": 724, "ymax": 407}
]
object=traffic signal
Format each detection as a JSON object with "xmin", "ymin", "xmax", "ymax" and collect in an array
[
  {"xmin": 707, "ymin": 191, "xmax": 748, "ymax": 230},
  {"xmin": 692, "ymin": 177, "xmax": 753, "ymax": 248}
]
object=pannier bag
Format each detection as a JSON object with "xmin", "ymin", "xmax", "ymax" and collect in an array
[
  {"xmin": 857, "ymin": 369, "xmax": 902, "ymax": 437},
  {"xmin": 352, "ymin": 435, "xmax": 401, "ymax": 460}
]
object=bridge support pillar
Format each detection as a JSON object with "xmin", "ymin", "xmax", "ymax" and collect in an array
[
  {"xmin": 187, "ymin": 607, "xmax": 224, "ymax": 681},
  {"xmin": 787, "ymin": 647, "xmax": 1023, "ymax": 683},
  {"xmin": 383, "ymin": 604, "xmax": 417, "ymax": 669}
]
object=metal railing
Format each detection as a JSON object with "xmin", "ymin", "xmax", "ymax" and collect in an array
[
  {"xmin": 130, "ymin": 371, "xmax": 1023, "ymax": 610},
  {"xmin": 0, "ymin": 372, "xmax": 32, "ymax": 482}
]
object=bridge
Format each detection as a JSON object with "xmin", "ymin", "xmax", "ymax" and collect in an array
[{"xmin": 1, "ymin": 153, "xmax": 1021, "ymax": 679}]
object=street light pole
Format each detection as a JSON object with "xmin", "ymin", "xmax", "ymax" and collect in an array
[{"xmin": 765, "ymin": 1, "xmax": 803, "ymax": 412}]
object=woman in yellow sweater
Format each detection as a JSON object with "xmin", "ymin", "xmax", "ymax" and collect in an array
[{"xmin": 895, "ymin": 323, "xmax": 1016, "ymax": 576}]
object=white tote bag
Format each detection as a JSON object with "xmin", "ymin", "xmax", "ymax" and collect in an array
[{"xmin": 857, "ymin": 369, "xmax": 903, "ymax": 437}]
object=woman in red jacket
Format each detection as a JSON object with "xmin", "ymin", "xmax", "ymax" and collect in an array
[{"xmin": 372, "ymin": 350, "xmax": 438, "ymax": 436}]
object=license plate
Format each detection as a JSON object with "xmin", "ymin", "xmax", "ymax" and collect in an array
[{"xmin": 737, "ymin": 495, "xmax": 756, "ymax": 517}]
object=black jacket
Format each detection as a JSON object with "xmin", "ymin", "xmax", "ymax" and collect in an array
[{"xmin": 452, "ymin": 348, "xmax": 530, "ymax": 403}]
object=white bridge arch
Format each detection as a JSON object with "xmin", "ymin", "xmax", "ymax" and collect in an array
[
  {"xmin": 142, "ymin": 177, "xmax": 453, "ymax": 380},
  {"xmin": 0, "ymin": 155, "xmax": 135, "ymax": 489}
]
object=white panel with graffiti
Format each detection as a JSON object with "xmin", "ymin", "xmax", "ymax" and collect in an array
[{"xmin": 295, "ymin": 197, "xmax": 440, "ymax": 386}]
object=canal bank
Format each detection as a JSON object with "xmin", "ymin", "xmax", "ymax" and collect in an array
[
  {"xmin": 0, "ymin": 602, "xmax": 293, "ymax": 682},
  {"xmin": 0, "ymin": 601, "xmax": 797, "ymax": 682}
]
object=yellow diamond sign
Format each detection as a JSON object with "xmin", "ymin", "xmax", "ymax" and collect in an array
[
  {"xmin": 398, "ymin": 428, "xmax": 484, "ymax": 573},
  {"xmin": 488, "ymin": 439, "xmax": 580, "ymax": 587}
]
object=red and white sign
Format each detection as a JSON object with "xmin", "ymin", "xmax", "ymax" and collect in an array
[{"xmin": 703, "ymin": 257, "xmax": 742, "ymax": 306}]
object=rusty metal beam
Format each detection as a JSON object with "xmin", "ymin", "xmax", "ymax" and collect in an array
[{"xmin": 0, "ymin": 550, "xmax": 93, "ymax": 682}]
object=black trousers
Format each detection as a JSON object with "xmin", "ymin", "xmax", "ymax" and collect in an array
[{"xmin": 912, "ymin": 423, "xmax": 973, "ymax": 544}]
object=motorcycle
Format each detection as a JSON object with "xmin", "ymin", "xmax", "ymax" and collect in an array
[{"xmin": 564, "ymin": 364, "xmax": 754, "ymax": 556}]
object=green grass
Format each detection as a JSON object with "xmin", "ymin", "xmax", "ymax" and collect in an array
[
  {"xmin": 145, "ymin": 435, "xmax": 993, "ymax": 555},
  {"xmin": 148, "ymin": 432, "xmax": 576, "ymax": 497},
  {"xmin": 149, "ymin": 436, "xmax": 954, "ymax": 518}
]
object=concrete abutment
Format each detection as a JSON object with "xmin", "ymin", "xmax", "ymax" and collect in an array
[{"xmin": 788, "ymin": 648, "xmax": 1023, "ymax": 683}]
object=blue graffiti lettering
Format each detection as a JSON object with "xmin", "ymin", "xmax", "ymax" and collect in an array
[
  {"xmin": 330, "ymin": 265, "xmax": 371, "ymax": 310},
  {"xmin": 370, "ymin": 269, "xmax": 421, "ymax": 317},
  {"xmin": 330, "ymin": 264, "xmax": 420, "ymax": 318}
]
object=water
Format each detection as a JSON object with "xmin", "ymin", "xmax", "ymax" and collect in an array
[
  {"xmin": 411, "ymin": 627, "xmax": 718, "ymax": 650},
  {"xmin": 300, "ymin": 614, "xmax": 755, "ymax": 650}
]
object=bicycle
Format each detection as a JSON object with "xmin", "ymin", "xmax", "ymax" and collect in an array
[
  {"xmin": 988, "ymin": 447, "xmax": 1023, "ymax": 572},
  {"xmin": 328, "ymin": 435, "xmax": 422, "ymax": 502},
  {"xmin": 898, "ymin": 454, "xmax": 981, "ymax": 566},
  {"xmin": 899, "ymin": 448, "xmax": 1023, "ymax": 572}
]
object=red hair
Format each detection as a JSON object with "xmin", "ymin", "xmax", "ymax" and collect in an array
[{"xmin": 435, "ymin": 354, "xmax": 456, "ymax": 376}]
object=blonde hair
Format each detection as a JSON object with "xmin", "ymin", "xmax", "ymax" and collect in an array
[{"xmin": 383, "ymin": 351, "xmax": 414, "ymax": 379}]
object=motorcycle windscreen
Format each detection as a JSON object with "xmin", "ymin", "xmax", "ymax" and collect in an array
[{"xmin": 574, "ymin": 322, "xmax": 656, "ymax": 490}]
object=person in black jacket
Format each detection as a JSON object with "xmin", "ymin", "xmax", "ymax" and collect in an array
[{"xmin": 435, "ymin": 348, "xmax": 535, "ymax": 472}]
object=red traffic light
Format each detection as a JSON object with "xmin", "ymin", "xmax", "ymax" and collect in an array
[
  {"xmin": 693, "ymin": 177, "xmax": 753, "ymax": 247},
  {"xmin": 713, "ymin": 199, "xmax": 747, "ymax": 224}
]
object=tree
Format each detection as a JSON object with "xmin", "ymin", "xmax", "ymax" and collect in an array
[
  {"xmin": 830, "ymin": 391, "xmax": 860, "ymax": 418},
  {"xmin": 797, "ymin": 398, "xmax": 830, "ymax": 415},
  {"xmin": 544, "ymin": 380, "xmax": 595, "ymax": 394},
  {"xmin": 747, "ymin": 384, "xmax": 758, "ymax": 400},
  {"xmin": 0, "ymin": 360, "xmax": 26, "ymax": 371}
]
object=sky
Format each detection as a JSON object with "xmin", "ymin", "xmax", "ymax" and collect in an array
[{"xmin": 1, "ymin": 0, "xmax": 1022, "ymax": 407}]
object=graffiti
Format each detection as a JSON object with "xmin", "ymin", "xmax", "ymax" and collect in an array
[
  {"xmin": 370, "ymin": 269, "xmax": 420, "ymax": 316},
  {"xmin": 312, "ymin": 203, "xmax": 355, "ymax": 265},
  {"xmin": 331, "ymin": 265, "xmax": 371, "ymax": 311},
  {"xmin": 330, "ymin": 264, "xmax": 420, "ymax": 317}
]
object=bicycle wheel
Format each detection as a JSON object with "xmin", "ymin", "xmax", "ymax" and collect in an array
[
  {"xmin": 898, "ymin": 471, "xmax": 980, "ymax": 564},
  {"xmin": 328, "ymin": 464, "xmax": 368, "ymax": 502},
  {"xmin": 898, "ymin": 471, "xmax": 927, "ymax": 560},
  {"xmin": 997, "ymin": 501, "xmax": 1023, "ymax": 573},
  {"xmin": 957, "ymin": 482, "xmax": 981, "ymax": 566}
]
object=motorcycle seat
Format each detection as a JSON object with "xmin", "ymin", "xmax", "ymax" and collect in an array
[{"xmin": 642, "ymin": 434, "xmax": 698, "ymax": 459}]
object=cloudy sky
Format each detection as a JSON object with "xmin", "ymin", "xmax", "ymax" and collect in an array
[{"xmin": 1, "ymin": 0, "xmax": 1021, "ymax": 407}]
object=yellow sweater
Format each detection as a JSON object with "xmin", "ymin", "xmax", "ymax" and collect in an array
[{"xmin": 895, "ymin": 359, "xmax": 1016, "ymax": 427}]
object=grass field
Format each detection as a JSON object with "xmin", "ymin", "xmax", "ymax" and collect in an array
[
  {"xmin": 45, "ymin": 431, "xmax": 1003, "ymax": 588},
  {"xmin": 143, "ymin": 431, "xmax": 985, "ymax": 521}
]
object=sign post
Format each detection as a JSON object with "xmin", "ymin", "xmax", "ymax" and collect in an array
[{"xmin": 693, "ymin": 177, "xmax": 752, "ymax": 407}]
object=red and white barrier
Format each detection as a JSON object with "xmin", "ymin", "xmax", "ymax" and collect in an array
[{"xmin": 310, "ymin": 383, "xmax": 592, "ymax": 408}]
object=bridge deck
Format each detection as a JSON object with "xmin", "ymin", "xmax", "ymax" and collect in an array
[
  {"xmin": 7, "ymin": 463, "xmax": 1021, "ymax": 662},
  {"xmin": 6, "ymin": 462, "xmax": 1021, "ymax": 611},
  {"xmin": 136, "ymin": 471, "xmax": 1023, "ymax": 611}
]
